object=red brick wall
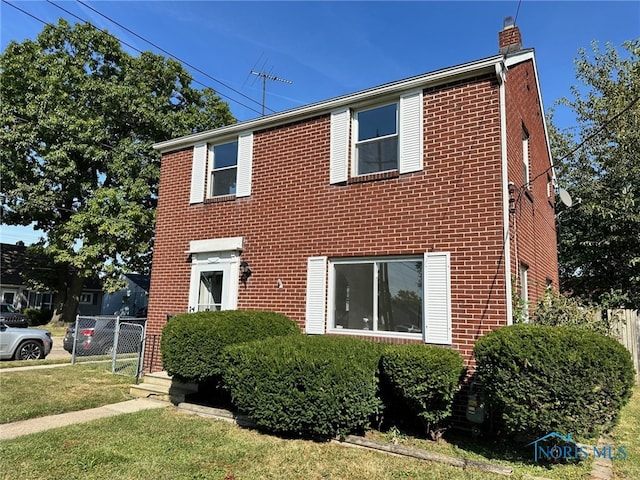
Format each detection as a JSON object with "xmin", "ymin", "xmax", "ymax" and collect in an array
[
  {"xmin": 504, "ymin": 60, "xmax": 559, "ymax": 315},
  {"xmin": 147, "ymin": 69, "xmax": 556, "ymax": 371}
]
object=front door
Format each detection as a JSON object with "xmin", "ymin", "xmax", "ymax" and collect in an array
[
  {"xmin": 197, "ymin": 270, "xmax": 224, "ymax": 311},
  {"xmin": 189, "ymin": 251, "xmax": 240, "ymax": 313}
]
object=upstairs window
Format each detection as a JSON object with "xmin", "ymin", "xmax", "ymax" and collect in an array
[
  {"xmin": 522, "ymin": 127, "xmax": 530, "ymax": 189},
  {"xmin": 209, "ymin": 141, "xmax": 238, "ymax": 197},
  {"xmin": 354, "ymin": 103, "xmax": 398, "ymax": 175}
]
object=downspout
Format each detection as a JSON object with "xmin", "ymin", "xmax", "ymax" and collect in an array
[{"xmin": 496, "ymin": 61, "xmax": 513, "ymax": 325}]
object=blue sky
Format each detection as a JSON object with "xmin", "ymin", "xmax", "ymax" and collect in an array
[{"xmin": 1, "ymin": 0, "xmax": 638, "ymax": 245}]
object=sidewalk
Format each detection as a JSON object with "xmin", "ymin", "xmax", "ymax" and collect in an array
[{"xmin": 0, "ymin": 398, "xmax": 167, "ymax": 440}]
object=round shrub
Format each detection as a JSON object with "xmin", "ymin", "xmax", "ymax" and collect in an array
[
  {"xmin": 380, "ymin": 344, "xmax": 464, "ymax": 434},
  {"xmin": 161, "ymin": 310, "xmax": 301, "ymax": 383},
  {"xmin": 221, "ymin": 335, "xmax": 384, "ymax": 439},
  {"xmin": 474, "ymin": 324, "xmax": 635, "ymax": 441}
]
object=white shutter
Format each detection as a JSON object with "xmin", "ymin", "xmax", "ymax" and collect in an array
[
  {"xmin": 424, "ymin": 252, "xmax": 452, "ymax": 344},
  {"xmin": 190, "ymin": 143, "xmax": 207, "ymax": 204},
  {"xmin": 399, "ymin": 90, "xmax": 423, "ymax": 174},
  {"xmin": 236, "ymin": 132, "xmax": 253, "ymax": 197},
  {"xmin": 330, "ymin": 108, "xmax": 349, "ymax": 184},
  {"xmin": 305, "ymin": 256, "xmax": 327, "ymax": 334}
]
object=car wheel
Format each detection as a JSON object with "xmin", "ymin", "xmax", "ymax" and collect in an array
[
  {"xmin": 101, "ymin": 344, "xmax": 114, "ymax": 356},
  {"xmin": 14, "ymin": 340, "xmax": 44, "ymax": 360}
]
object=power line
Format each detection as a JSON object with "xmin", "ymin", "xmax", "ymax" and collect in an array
[
  {"xmin": 73, "ymin": 0, "xmax": 274, "ymax": 114},
  {"xmin": 525, "ymin": 94, "xmax": 640, "ymax": 190},
  {"xmin": 2, "ymin": 0, "xmax": 264, "ymax": 116}
]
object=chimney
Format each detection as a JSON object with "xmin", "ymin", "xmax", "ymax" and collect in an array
[{"xmin": 499, "ymin": 16, "xmax": 522, "ymax": 55}]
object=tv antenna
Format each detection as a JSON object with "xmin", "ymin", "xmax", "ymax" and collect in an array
[{"xmin": 250, "ymin": 70, "xmax": 292, "ymax": 116}]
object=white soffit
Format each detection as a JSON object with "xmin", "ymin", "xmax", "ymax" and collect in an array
[
  {"xmin": 154, "ymin": 55, "xmax": 504, "ymax": 153},
  {"xmin": 187, "ymin": 237, "xmax": 244, "ymax": 254}
]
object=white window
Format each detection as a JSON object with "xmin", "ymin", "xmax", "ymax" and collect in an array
[
  {"xmin": 332, "ymin": 257, "xmax": 422, "ymax": 334},
  {"xmin": 354, "ymin": 103, "xmax": 398, "ymax": 175},
  {"xmin": 189, "ymin": 133, "xmax": 253, "ymax": 204},
  {"xmin": 520, "ymin": 263, "xmax": 529, "ymax": 322},
  {"xmin": 329, "ymin": 91, "xmax": 423, "ymax": 184},
  {"xmin": 209, "ymin": 140, "xmax": 238, "ymax": 197},
  {"xmin": 306, "ymin": 252, "xmax": 451, "ymax": 343},
  {"xmin": 522, "ymin": 128, "xmax": 530, "ymax": 188},
  {"xmin": 187, "ymin": 238, "xmax": 243, "ymax": 313},
  {"xmin": 80, "ymin": 293, "xmax": 93, "ymax": 304}
]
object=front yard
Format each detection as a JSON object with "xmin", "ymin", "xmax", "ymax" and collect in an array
[{"xmin": 0, "ymin": 363, "xmax": 638, "ymax": 479}]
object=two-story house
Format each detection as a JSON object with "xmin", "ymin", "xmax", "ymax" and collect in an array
[{"xmin": 145, "ymin": 22, "xmax": 558, "ymax": 372}]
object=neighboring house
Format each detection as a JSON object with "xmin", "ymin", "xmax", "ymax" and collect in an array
[
  {"xmin": 101, "ymin": 273, "xmax": 150, "ymax": 316},
  {"xmin": 145, "ymin": 22, "xmax": 558, "ymax": 371},
  {"xmin": 0, "ymin": 242, "xmax": 103, "ymax": 316}
]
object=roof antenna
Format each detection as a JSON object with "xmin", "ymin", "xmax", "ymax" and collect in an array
[{"xmin": 250, "ymin": 69, "xmax": 293, "ymax": 116}]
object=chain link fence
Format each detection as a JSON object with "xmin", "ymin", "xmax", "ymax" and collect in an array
[{"xmin": 67, "ymin": 315, "xmax": 146, "ymax": 380}]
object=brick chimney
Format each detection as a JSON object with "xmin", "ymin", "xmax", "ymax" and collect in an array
[{"xmin": 499, "ymin": 16, "xmax": 522, "ymax": 55}]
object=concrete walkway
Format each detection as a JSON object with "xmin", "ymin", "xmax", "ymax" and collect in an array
[{"xmin": 0, "ymin": 398, "xmax": 167, "ymax": 440}]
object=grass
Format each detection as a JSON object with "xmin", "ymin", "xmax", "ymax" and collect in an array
[
  {"xmin": 0, "ymin": 363, "xmax": 131, "ymax": 423},
  {"xmin": 0, "ymin": 408, "xmax": 506, "ymax": 480},
  {"xmin": 1, "ymin": 365, "xmax": 637, "ymax": 479},
  {"xmin": 611, "ymin": 386, "xmax": 640, "ymax": 479}
]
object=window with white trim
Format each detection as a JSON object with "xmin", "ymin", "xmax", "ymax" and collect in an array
[
  {"xmin": 522, "ymin": 127, "xmax": 530, "ymax": 189},
  {"xmin": 305, "ymin": 252, "xmax": 451, "ymax": 343},
  {"xmin": 80, "ymin": 293, "xmax": 94, "ymax": 304},
  {"xmin": 329, "ymin": 90, "xmax": 423, "ymax": 184},
  {"xmin": 189, "ymin": 133, "xmax": 253, "ymax": 204},
  {"xmin": 354, "ymin": 103, "xmax": 398, "ymax": 175},
  {"xmin": 209, "ymin": 140, "xmax": 238, "ymax": 197},
  {"xmin": 520, "ymin": 263, "xmax": 529, "ymax": 322},
  {"xmin": 332, "ymin": 257, "xmax": 422, "ymax": 333}
]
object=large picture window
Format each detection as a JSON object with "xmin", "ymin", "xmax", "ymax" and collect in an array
[
  {"xmin": 332, "ymin": 257, "xmax": 422, "ymax": 334},
  {"xmin": 210, "ymin": 141, "xmax": 238, "ymax": 197},
  {"xmin": 354, "ymin": 103, "xmax": 398, "ymax": 175}
]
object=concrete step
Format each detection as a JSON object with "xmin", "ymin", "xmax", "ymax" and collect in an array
[
  {"xmin": 141, "ymin": 371, "xmax": 198, "ymax": 392},
  {"xmin": 129, "ymin": 371, "xmax": 198, "ymax": 404}
]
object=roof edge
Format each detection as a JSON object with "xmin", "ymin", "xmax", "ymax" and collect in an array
[{"xmin": 154, "ymin": 54, "xmax": 505, "ymax": 153}]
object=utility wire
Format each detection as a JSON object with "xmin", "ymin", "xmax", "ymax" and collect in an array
[
  {"xmin": 3, "ymin": 0, "xmax": 264, "ymax": 116},
  {"xmin": 73, "ymin": 0, "xmax": 274, "ymax": 114},
  {"xmin": 525, "ymin": 94, "xmax": 640, "ymax": 190},
  {"xmin": 45, "ymin": 0, "xmax": 264, "ymax": 115}
]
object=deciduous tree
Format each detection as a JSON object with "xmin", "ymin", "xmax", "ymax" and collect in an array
[
  {"xmin": 0, "ymin": 19, "xmax": 235, "ymax": 322},
  {"xmin": 551, "ymin": 39, "xmax": 640, "ymax": 308}
]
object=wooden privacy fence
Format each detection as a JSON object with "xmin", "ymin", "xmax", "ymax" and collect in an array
[{"xmin": 609, "ymin": 309, "xmax": 640, "ymax": 385}]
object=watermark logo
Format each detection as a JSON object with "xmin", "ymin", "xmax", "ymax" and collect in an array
[{"xmin": 526, "ymin": 432, "xmax": 627, "ymax": 462}]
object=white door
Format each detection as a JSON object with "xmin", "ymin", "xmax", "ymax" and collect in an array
[{"xmin": 189, "ymin": 252, "xmax": 239, "ymax": 312}]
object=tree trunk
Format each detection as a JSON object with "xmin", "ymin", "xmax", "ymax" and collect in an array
[
  {"xmin": 63, "ymin": 272, "xmax": 84, "ymax": 324},
  {"xmin": 50, "ymin": 263, "xmax": 69, "ymax": 324}
]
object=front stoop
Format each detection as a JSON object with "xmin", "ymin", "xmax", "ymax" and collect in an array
[{"xmin": 129, "ymin": 371, "xmax": 198, "ymax": 404}]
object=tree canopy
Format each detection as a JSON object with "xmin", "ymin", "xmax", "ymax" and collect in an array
[
  {"xmin": 550, "ymin": 39, "xmax": 640, "ymax": 308},
  {"xmin": 0, "ymin": 19, "xmax": 235, "ymax": 321}
]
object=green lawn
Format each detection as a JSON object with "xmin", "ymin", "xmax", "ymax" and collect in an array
[
  {"xmin": 611, "ymin": 386, "xmax": 640, "ymax": 479},
  {"xmin": 0, "ymin": 363, "xmax": 131, "ymax": 423},
  {"xmin": 1, "ymin": 365, "xmax": 637, "ymax": 479}
]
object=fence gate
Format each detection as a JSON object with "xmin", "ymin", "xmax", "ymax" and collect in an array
[{"xmin": 111, "ymin": 319, "xmax": 146, "ymax": 381}]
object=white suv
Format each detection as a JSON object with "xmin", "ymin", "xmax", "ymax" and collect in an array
[{"xmin": 0, "ymin": 322, "xmax": 53, "ymax": 360}]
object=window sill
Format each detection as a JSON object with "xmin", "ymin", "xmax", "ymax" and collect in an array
[
  {"xmin": 204, "ymin": 195, "xmax": 236, "ymax": 204},
  {"xmin": 347, "ymin": 170, "xmax": 399, "ymax": 185},
  {"xmin": 328, "ymin": 326, "xmax": 422, "ymax": 341}
]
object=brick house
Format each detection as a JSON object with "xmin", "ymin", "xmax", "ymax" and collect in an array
[{"xmin": 146, "ymin": 23, "xmax": 558, "ymax": 371}]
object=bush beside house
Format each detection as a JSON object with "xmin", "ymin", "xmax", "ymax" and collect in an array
[
  {"xmin": 221, "ymin": 335, "xmax": 384, "ymax": 439},
  {"xmin": 380, "ymin": 344, "xmax": 464, "ymax": 437},
  {"xmin": 160, "ymin": 310, "xmax": 301, "ymax": 383},
  {"xmin": 474, "ymin": 324, "xmax": 635, "ymax": 441}
]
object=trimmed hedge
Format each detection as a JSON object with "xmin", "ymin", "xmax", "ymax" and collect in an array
[
  {"xmin": 161, "ymin": 310, "xmax": 301, "ymax": 383},
  {"xmin": 474, "ymin": 324, "xmax": 635, "ymax": 441},
  {"xmin": 221, "ymin": 335, "xmax": 384, "ymax": 439},
  {"xmin": 380, "ymin": 344, "xmax": 464, "ymax": 433}
]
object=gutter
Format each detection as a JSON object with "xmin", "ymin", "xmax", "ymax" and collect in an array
[{"xmin": 154, "ymin": 55, "xmax": 505, "ymax": 153}]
